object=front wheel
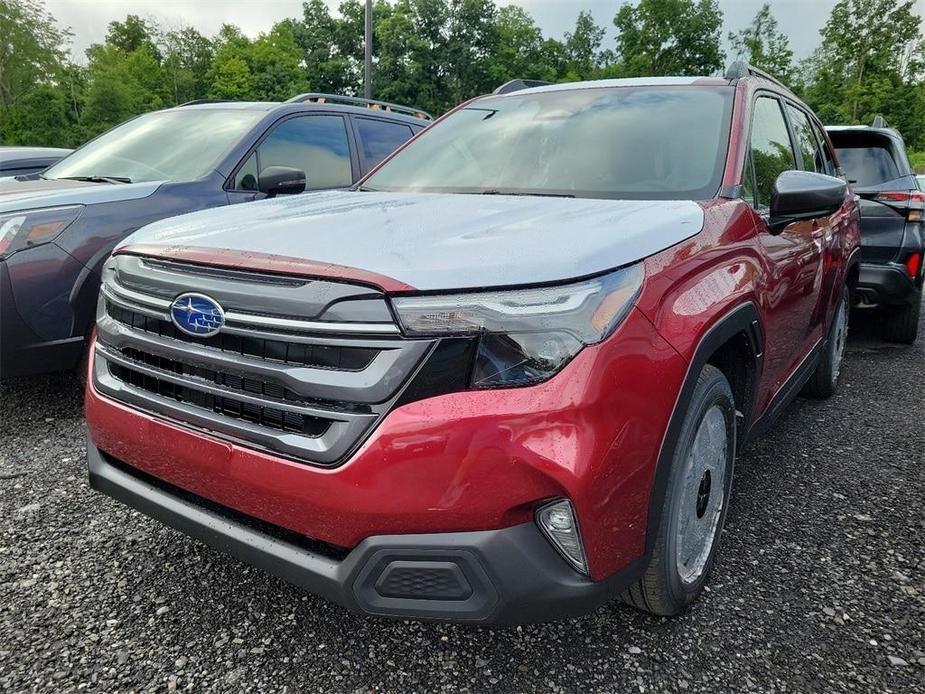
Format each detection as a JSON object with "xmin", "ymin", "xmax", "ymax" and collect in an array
[
  {"xmin": 622, "ymin": 365, "xmax": 736, "ymax": 616},
  {"xmin": 804, "ymin": 284, "xmax": 849, "ymax": 399}
]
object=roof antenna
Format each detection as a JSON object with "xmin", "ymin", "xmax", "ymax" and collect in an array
[{"xmin": 871, "ymin": 115, "xmax": 888, "ymax": 128}]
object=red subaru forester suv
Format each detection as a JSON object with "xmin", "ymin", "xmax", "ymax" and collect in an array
[{"xmin": 84, "ymin": 63, "xmax": 860, "ymax": 623}]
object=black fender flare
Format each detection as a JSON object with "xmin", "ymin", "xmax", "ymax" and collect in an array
[{"xmin": 643, "ymin": 301, "xmax": 763, "ymax": 557}]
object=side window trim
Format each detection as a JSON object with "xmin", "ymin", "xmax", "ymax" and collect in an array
[
  {"xmin": 779, "ymin": 100, "xmax": 806, "ymax": 173},
  {"xmin": 810, "ymin": 118, "xmax": 839, "ymax": 177},
  {"xmin": 225, "ymin": 112, "xmax": 359, "ymax": 192}
]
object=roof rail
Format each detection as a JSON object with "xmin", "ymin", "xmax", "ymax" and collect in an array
[
  {"xmin": 724, "ymin": 60, "xmax": 788, "ymax": 90},
  {"xmin": 871, "ymin": 115, "xmax": 888, "ymax": 128},
  {"xmin": 285, "ymin": 93, "xmax": 432, "ymax": 120},
  {"xmin": 493, "ymin": 79, "xmax": 553, "ymax": 95},
  {"xmin": 178, "ymin": 99, "xmax": 234, "ymax": 107}
]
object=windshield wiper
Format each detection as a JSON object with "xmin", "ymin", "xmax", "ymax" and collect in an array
[
  {"xmin": 58, "ymin": 175, "xmax": 132, "ymax": 184},
  {"xmin": 480, "ymin": 190, "xmax": 575, "ymax": 198}
]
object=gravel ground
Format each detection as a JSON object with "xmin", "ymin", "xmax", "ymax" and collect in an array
[{"xmin": 1, "ymin": 309, "xmax": 922, "ymax": 694}]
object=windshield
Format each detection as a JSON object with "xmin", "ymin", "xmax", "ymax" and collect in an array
[
  {"xmin": 363, "ymin": 86, "xmax": 733, "ymax": 200},
  {"xmin": 45, "ymin": 109, "xmax": 265, "ymax": 183}
]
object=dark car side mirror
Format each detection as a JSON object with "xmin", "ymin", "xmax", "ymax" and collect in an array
[
  {"xmin": 768, "ymin": 170, "xmax": 847, "ymax": 234},
  {"xmin": 258, "ymin": 166, "xmax": 306, "ymax": 197}
]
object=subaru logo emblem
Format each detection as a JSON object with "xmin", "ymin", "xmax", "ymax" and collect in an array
[{"xmin": 170, "ymin": 293, "xmax": 225, "ymax": 337}]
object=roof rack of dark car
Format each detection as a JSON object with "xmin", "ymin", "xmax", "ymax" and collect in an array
[
  {"xmin": 493, "ymin": 79, "xmax": 553, "ymax": 95},
  {"xmin": 723, "ymin": 60, "xmax": 788, "ymax": 90},
  {"xmin": 178, "ymin": 99, "xmax": 235, "ymax": 106},
  {"xmin": 285, "ymin": 93, "xmax": 432, "ymax": 120}
]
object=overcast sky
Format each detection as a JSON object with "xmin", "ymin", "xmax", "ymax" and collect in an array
[{"xmin": 45, "ymin": 0, "xmax": 925, "ymax": 64}]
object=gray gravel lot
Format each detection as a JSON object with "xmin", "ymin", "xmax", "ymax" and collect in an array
[{"xmin": 1, "ymin": 309, "xmax": 922, "ymax": 693}]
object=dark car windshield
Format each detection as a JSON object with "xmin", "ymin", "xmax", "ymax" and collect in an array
[
  {"xmin": 363, "ymin": 86, "xmax": 733, "ymax": 200},
  {"xmin": 45, "ymin": 109, "xmax": 265, "ymax": 184}
]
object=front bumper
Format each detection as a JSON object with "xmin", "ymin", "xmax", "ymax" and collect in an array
[
  {"xmin": 0, "ymin": 258, "xmax": 85, "ymax": 379},
  {"xmin": 88, "ymin": 439, "xmax": 643, "ymax": 623},
  {"xmin": 855, "ymin": 262, "xmax": 922, "ymax": 306}
]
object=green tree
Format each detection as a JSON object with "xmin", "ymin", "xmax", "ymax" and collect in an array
[
  {"xmin": 206, "ymin": 25, "xmax": 255, "ymax": 99},
  {"xmin": 80, "ymin": 17, "xmax": 170, "ymax": 137},
  {"xmin": 0, "ymin": 0, "xmax": 70, "ymax": 110},
  {"xmin": 163, "ymin": 27, "xmax": 214, "ymax": 104},
  {"xmin": 250, "ymin": 24, "xmax": 308, "ymax": 101},
  {"xmin": 613, "ymin": 0, "xmax": 725, "ymax": 77},
  {"xmin": 485, "ymin": 5, "xmax": 556, "ymax": 85},
  {"xmin": 562, "ymin": 11, "xmax": 607, "ymax": 80},
  {"xmin": 802, "ymin": 0, "xmax": 924, "ymax": 148},
  {"xmin": 105, "ymin": 15, "xmax": 161, "ymax": 56},
  {"xmin": 728, "ymin": 3, "xmax": 794, "ymax": 83}
]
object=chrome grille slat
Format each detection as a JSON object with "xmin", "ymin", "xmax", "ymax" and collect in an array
[
  {"xmin": 97, "ymin": 315, "xmax": 427, "ymax": 404},
  {"xmin": 94, "ymin": 356, "xmax": 371, "ymax": 464},
  {"xmin": 95, "ymin": 254, "xmax": 433, "ymax": 466},
  {"xmin": 96, "ymin": 344, "xmax": 369, "ymax": 422}
]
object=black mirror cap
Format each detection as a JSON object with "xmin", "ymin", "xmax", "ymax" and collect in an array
[
  {"xmin": 258, "ymin": 166, "xmax": 306, "ymax": 197},
  {"xmin": 768, "ymin": 170, "xmax": 847, "ymax": 234}
]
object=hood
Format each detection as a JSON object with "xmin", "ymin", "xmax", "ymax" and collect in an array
[
  {"xmin": 121, "ymin": 190, "xmax": 704, "ymax": 291},
  {"xmin": 0, "ymin": 177, "xmax": 163, "ymax": 214}
]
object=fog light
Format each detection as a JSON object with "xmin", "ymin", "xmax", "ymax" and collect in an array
[{"xmin": 536, "ymin": 499, "xmax": 588, "ymax": 574}]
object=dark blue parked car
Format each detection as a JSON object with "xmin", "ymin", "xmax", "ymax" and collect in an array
[
  {"xmin": 0, "ymin": 147, "xmax": 73, "ymax": 177},
  {"xmin": 0, "ymin": 95, "xmax": 429, "ymax": 379}
]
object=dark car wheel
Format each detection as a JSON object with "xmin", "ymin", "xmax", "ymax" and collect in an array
[
  {"xmin": 882, "ymin": 292, "xmax": 921, "ymax": 344},
  {"xmin": 622, "ymin": 364, "xmax": 735, "ymax": 616},
  {"xmin": 804, "ymin": 284, "xmax": 849, "ymax": 398}
]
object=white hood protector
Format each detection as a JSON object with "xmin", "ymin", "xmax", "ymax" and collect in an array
[{"xmin": 121, "ymin": 190, "xmax": 704, "ymax": 291}]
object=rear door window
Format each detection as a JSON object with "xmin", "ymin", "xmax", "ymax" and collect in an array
[
  {"xmin": 747, "ymin": 96, "xmax": 797, "ymax": 209},
  {"xmin": 355, "ymin": 118, "xmax": 415, "ymax": 170},
  {"xmin": 834, "ymin": 145, "xmax": 900, "ymax": 187}
]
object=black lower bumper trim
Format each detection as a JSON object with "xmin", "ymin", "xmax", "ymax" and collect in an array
[
  {"xmin": 855, "ymin": 262, "xmax": 921, "ymax": 306},
  {"xmin": 87, "ymin": 437, "xmax": 643, "ymax": 623}
]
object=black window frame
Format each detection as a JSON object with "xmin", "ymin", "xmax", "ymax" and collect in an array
[{"xmin": 225, "ymin": 111, "xmax": 361, "ymax": 193}]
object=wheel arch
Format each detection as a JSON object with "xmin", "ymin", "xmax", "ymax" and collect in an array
[{"xmin": 643, "ymin": 301, "xmax": 763, "ymax": 557}]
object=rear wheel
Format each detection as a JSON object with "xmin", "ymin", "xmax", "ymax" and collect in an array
[
  {"xmin": 804, "ymin": 284, "xmax": 849, "ymax": 398},
  {"xmin": 622, "ymin": 365, "xmax": 735, "ymax": 616},
  {"xmin": 882, "ymin": 292, "xmax": 921, "ymax": 344}
]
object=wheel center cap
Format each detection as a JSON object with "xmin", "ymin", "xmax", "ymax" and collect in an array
[{"xmin": 696, "ymin": 469, "xmax": 712, "ymax": 519}]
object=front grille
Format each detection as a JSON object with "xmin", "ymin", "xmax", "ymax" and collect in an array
[
  {"xmin": 108, "ymin": 360, "xmax": 330, "ymax": 437},
  {"xmin": 94, "ymin": 253, "xmax": 434, "ymax": 466},
  {"xmin": 107, "ymin": 301, "xmax": 378, "ymax": 371}
]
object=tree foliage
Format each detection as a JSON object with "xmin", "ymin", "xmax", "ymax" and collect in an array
[
  {"xmin": 0, "ymin": 0, "xmax": 922, "ymax": 162},
  {"xmin": 728, "ymin": 3, "xmax": 794, "ymax": 82},
  {"xmin": 613, "ymin": 0, "xmax": 725, "ymax": 77},
  {"xmin": 801, "ymin": 0, "xmax": 924, "ymax": 150}
]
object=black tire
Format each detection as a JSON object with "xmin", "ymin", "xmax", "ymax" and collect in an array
[
  {"xmin": 622, "ymin": 364, "xmax": 736, "ymax": 616},
  {"xmin": 804, "ymin": 284, "xmax": 849, "ymax": 399},
  {"xmin": 882, "ymin": 292, "xmax": 921, "ymax": 344}
]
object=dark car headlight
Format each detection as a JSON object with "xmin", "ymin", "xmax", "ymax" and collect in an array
[
  {"xmin": 391, "ymin": 263, "xmax": 644, "ymax": 388},
  {"xmin": 0, "ymin": 206, "xmax": 83, "ymax": 260}
]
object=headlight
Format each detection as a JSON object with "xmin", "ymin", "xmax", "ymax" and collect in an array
[
  {"xmin": 0, "ymin": 206, "xmax": 83, "ymax": 259},
  {"xmin": 392, "ymin": 264, "xmax": 644, "ymax": 387}
]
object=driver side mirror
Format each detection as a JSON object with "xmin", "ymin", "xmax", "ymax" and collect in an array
[
  {"xmin": 258, "ymin": 166, "xmax": 306, "ymax": 197},
  {"xmin": 768, "ymin": 170, "xmax": 847, "ymax": 234}
]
